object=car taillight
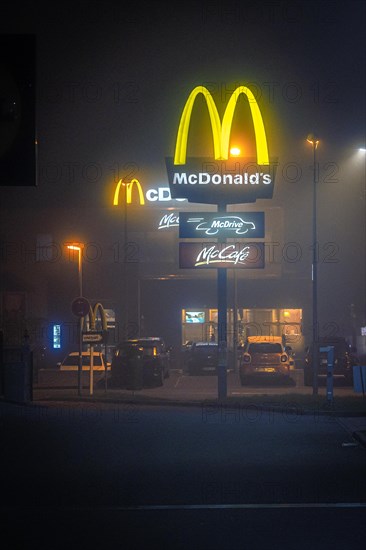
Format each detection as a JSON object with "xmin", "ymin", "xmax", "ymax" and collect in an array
[
  {"xmin": 281, "ymin": 354, "xmax": 288, "ymax": 363},
  {"xmin": 243, "ymin": 354, "xmax": 251, "ymax": 363}
]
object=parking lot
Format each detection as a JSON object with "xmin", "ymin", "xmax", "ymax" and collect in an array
[{"xmin": 34, "ymin": 366, "xmax": 361, "ymax": 403}]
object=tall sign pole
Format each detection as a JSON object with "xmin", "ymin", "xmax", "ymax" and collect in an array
[{"xmin": 217, "ymin": 202, "xmax": 227, "ymax": 399}]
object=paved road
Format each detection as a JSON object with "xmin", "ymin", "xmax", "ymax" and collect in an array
[{"xmin": 1, "ymin": 399, "xmax": 365, "ymax": 549}]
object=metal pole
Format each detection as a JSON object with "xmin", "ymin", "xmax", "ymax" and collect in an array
[
  {"xmin": 124, "ymin": 184, "xmax": 129, "ymax": 339},
  {"xmin": 78, "ymin": 248, "xmax": 83, "ymax": 298},
  {"xmin": 233, "ymin": 269, "xmax": 238, "ymax": 373},
  {"xmin": 78, "ymin": 248, "xmax": 83, "ymax": 396},
  {"xmin": 138, "ymin": 278, "xmax": 141, "ymax": 337},
  {"xmin": 104, "ymin": 339, "xmax": 108, "ymax": 392},
  {"xmin": 217, "ymin": 202, "xmax": 227, "ymax": 400},
  {"xmin": 326, "ymin": 346, "xmax": 334, "ymax": 404},
  {"xmin": 312, "ymin": 141, "xmax": 319, "ymax": 395},
  {"xmin": 78, "ymin": 318, "xmax": 82, "ymax": 396},
  {"xmin": 89, "ymin": 344, "xmax": 94, "ymax": 396}
]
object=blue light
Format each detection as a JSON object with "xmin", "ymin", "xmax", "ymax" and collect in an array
[{"xmin": 53, "ymin": 324, "xmax": 61, "ymax": 349}]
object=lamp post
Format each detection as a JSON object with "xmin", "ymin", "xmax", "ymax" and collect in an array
[
  {"xmin": 67, "ymin": 244, "xmax": 84, "ymax": 396},
  {"xmin": 307, "ymin": 135, "xmax": 319, "ymax": 395}
]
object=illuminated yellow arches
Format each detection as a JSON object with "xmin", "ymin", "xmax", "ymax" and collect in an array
[
  {"xmin": 81, "ymin": 302, "xmax": 108, "ymax": 331},
  {"xmin": 113, "ymin": 178, "xmax": 145, "ymax": 206},
  {"xmin": 174, "ymin": 85, "xmax": 269, "ymax": 166}
]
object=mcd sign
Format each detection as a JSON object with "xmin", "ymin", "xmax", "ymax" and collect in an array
[{"xmin": 166, "ymin": 86, "xmax": 276, "ymax": 204}]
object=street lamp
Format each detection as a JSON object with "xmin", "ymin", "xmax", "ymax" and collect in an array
[
  {"xmin": 67, "ymin": 244, "xmax": 83, "ymax": 297},
  {"xmin": 67, "ymin": 243, "xmax": 84, "ymax": 396},
  {"xmin": 307, "ymin": 134, "xmax": 319, "ymax": 395}
]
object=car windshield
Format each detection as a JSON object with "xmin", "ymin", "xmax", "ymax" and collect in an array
[{"xmin": 248, "ymin": 343, "xmax": 282, "ymax": 354}]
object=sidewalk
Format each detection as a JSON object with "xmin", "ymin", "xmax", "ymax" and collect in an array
[{"xmin": 2, "ymin": 368, "xmax": 366, "ymax": 447}]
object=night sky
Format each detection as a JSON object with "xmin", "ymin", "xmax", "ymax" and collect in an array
[{"xmin": 1, "ymin": 0, "xmax": 364, "ymax": 204}]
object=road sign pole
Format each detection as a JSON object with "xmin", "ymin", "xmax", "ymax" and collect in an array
[
  {"xmin": 90, "ymin": 344, "xmax": 94, "ymax": 396},
  {"xmin": 325, "ymin": 345, "xmax": 334, "ymax": 404},
  {"xmin": 71, "ymin": 297, "xmax": 91, "ymax": 397},
  {"xmin": 78, "ymin": 317, "xmax": 82, "ymax": 396}
]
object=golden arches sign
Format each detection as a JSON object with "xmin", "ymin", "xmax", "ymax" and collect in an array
[
  {"xmin": 81, "ymin": 302, "xmax": 108, "ymax": 331},
  {"xmin": 113, "ymin": 178, "xmax": 145, "ymax": 206},
  {"xmin": 166, "ymin": 84, "xmax": 274, "ymax": 204},
  {"xmin": 173, "ymin": 85, "xmax": 269, "ymax": 165}
]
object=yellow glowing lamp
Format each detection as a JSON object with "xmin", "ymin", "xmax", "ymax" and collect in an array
[{"xmin": 307, "ymin": 134, "xmax": 319, "ymax": 149}]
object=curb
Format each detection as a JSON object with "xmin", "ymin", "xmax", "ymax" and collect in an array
[{"xmin": 2, "ymin": 394, "xmax": 366, "ymax": 418}]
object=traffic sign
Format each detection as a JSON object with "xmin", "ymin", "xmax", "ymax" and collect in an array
[{"xmin": 71, "ymin": 297, "xmax": 90, "ymax": 317}]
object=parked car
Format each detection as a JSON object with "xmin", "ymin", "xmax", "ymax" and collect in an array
[
  {"xmin": 111, "ymin": 337, "xmax": 171, "ymax": 387},
  {"xmin": 303, "ymin": 337, "xmax": 359, "ymax": 386},
  {"xmin": 239, "ymin": 336, "xmax": 291, "ymax": 384},
  {"xmin": 186, "ymin": 341, "xmax": 219, "ymax": 375},
  {"xmin": 58, "ymin": 351, "xmax": 110, "ymax": 371}
]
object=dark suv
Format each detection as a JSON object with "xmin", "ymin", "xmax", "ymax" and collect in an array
[
  {"xmin": 303, "ymin": 337, "xmax": 359, "ymax": 386},
  {"xmin": 111, "ymin": 337, "xmax": 170, "ymax": 388}
]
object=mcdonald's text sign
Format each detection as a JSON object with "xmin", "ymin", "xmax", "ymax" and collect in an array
[{"xmin": 166, "ymin": 86, "xmax": 276, "ymax": 205}]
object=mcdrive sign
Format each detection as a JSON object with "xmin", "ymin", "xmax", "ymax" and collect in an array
[
  {"xmin": 179, "ymin": 212, "xmax": 264, "ymax": 239},
  {"xmin": 166, "ymin": 86, "xmax": 276, "ymax": 204},
  {"xmin": 179, "ymin": 242, "xmax": 265, "ymax": 269}
]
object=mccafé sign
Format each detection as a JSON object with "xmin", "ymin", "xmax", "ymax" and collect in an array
[
  {"xmin": 179, "ymin": 242, "xmax": 265, "ymax": 269},
  {"xmin": 166, "ymin": 86, "xmax": 276, "ymax": 204}
]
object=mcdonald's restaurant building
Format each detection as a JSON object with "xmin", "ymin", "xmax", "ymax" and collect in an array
[
  {"xmin": 106, "ymin": 170, "xmax": 363, "ymax": 367},
  {"xmin": 111, "ymin": 188, "xmax": 306, "ymax": 362}
]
